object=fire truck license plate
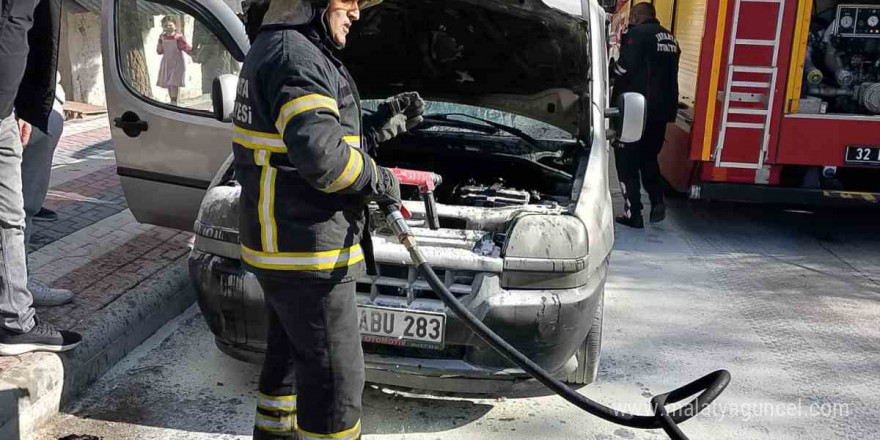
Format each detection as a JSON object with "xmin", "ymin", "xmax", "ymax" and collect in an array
[
  {"xmin": 358, "ymin": 305, "xmax": 445, "ymax": 349},
  {"xmin": 845, "ymin": 146, "xmax": 880, "ymax": 165}
]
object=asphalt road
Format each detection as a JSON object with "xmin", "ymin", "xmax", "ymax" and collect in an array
[{"xmin": 36, "ymin": 199, "xmax": 880, "ymax": 440}]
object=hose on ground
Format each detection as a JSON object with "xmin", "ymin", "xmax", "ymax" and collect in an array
[{"xmin": 385, "ymin": 208, "xmax": 731, "ymax": 440}]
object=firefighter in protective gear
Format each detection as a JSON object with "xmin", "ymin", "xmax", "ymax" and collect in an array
[
  {"xmin": 610, "ymin": 2, "xmax": 680, "ymax": 229},
  {"xmin": 231, "ymin": 0, "xmax": 424, "ymax": 438}
]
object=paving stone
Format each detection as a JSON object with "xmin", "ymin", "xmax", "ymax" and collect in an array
[
  {"xmin": 29, "ymin": 167, "xmax": 128, "ymax": 251},
  {"xmin": 24, "ymin": 121, "xmax": 191, "ymax": 289},
  {"xmin": 8, "ymin": 117, "xmax": 194, "ymax": 377},
  {"xmin": 0, "ymin": 111, "xmax": 206, "ymax": 440}
]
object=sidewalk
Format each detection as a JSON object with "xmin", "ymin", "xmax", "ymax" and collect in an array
[{"xmin": 0, "ymin": 117, "xmax": 196, "ymax": 439}]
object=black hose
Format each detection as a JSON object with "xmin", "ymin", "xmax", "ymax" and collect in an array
[
  {"xmin": 415, "ymin": 260, "xmax": 731, "ymax": 440},
  {"xmin": 381, "ymin": 206, "xmax": 730, "ymax": 439},
  {"xmin": 421, "ymin": 191, "xmax": 440, "ymax": 230}
]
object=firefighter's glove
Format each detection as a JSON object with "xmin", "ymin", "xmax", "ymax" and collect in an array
[
  {"xmin": 366, "ymin": 92, "xmax": 425, "ymax": 144},
  {"xmin": 372, "ymin": 167, "xmax": 402, "ymax": 213}
]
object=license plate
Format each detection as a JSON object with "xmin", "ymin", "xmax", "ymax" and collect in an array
[
  {"xmin": 358, "ymin": 305, "xmax": 445, "ymax": 349},
  {"xmin": 845, "ymin": 146, "xmax": 880, "ymax": 165}
]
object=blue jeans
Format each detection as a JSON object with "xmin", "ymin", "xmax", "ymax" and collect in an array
[{"xmin": 0, "ymin": 114, "xmax": 35, "ymax": 333}]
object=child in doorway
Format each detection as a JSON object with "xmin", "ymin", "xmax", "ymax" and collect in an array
[{"xmin": 156, "ymin": 16, "xmax": 192, "ymax": 105}]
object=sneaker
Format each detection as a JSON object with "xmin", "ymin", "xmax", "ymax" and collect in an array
[
  {"xmin": 33, "ymin": 207, "xmax": 58, "ymax": 222},
  {"xmin": 615, "ymin": 215, "xmax": 644, "ymax": 229},
  {"xmin": 649, "ymin": 203, "xmax": 667, "ymax": 223},
  {"xmin": 0, "ymin": 318, "xmax": 82, "ymax": 356},
  {"xmin": 28, "ymin": 280, "xmax": 74, "ymax": 306}
]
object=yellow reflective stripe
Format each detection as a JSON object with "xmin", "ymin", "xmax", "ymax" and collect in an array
[
  {"xmin": 342, "ymin": 135, "xmax": 360, "ymax": 148},
  {"xmin": 786, "ymin": 0, "xmax": 814, "ymax": 113},
  {"xmin": 256, "ymin": 412, "xmax": 295, "ymax": 433},
  {"xmin": 234, "ymin": 126, "xmax": 287, "ymax": 153},
  {"xmin": 258, "ymin": 393, "xmax": 296, "ymax": 412},
  {"xmin": 368, "ymin": 155, "xmax": 378, "ymax": 186},
  {"xmin": 276, "ymin": 94, "xmax": 339, "ymax": 135},
  {"xmin": 255, "ymin": 150, "xmax": 278, "ymax": 253},
  {"xmin": 297, "ymin": 420, "xmax": 361, "ymax": 440},
  {"xmin": 322, "ymin": 147, "xmax": 363, "ymax": 193},
  {"xmin": 701, "ymin": 0, "xmax": 729, "ymax": 161},
  {"xmin": 823, "ymin": 191, "xmax": 879, "ymax": 202},
  {"xmin": 342, "ymin": 135, "xmax": 373, "ymax": 184},
  {"xmin": 241, "ymin": 244, "xmax": 364, "ymax": 271}
]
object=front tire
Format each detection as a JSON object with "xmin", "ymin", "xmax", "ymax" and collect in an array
[{"xmin": 564, "ymin": 290, "xmax": 603, "ymax": 385}]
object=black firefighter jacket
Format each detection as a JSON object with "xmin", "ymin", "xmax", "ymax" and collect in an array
[
  {"xmin": 232, "ymin": 16, "xmax": 391, "ymax": 281},
  {"xmin": 611, "ymin": 18, "xmax": 680, "ymax": 123}
]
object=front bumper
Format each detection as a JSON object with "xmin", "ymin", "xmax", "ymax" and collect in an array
[{"xmin": 189, "ymin": 245, "xmax": 605, "ymax": 394}]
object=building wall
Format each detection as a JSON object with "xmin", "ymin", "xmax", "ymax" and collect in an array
[
  {"xmin": 60, "ymin": 0, "xmax": 243, "ymax": 109},
  {"xmin": 67, "ymin": 11, "xmax": 106, "ymax": 107}
]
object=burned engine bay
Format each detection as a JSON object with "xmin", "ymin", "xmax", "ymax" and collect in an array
[
  {"xmin": 801, "ymin": 2, "xmax": 880, "ymax": 114},
  {"xmin": 379, "ymin": 130, "xmax": 578, "ymax": 207},
  {"xmin": 368, "ymin": 128, "xmax": 581, "ymax": 259}
]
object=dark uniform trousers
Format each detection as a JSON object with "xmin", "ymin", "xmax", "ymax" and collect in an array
[
  {"xmin": 614, "ymin": 118, "xmax": 667, "ymax": 218},
  {"xmin": 253, "ymin": 276, "xmax": 365, "ymax": 440}
]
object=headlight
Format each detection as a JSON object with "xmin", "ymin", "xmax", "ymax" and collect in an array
[{"xmin": 500, "ymin": 214, "xmax": 589, "ymax": 289}]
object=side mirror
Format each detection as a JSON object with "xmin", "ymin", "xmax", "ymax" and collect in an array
[
  {"xmin": 605, "ymin": 92, "xmax": 646, "ymax": 143},
  {"xmin": 212, "ymin": 74, "xmax": 238, "ymax": 123}
]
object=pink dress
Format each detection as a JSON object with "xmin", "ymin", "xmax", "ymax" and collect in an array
[{"xmin": 156, "ymin": 32, "xmax": 192, "ymax": 88}]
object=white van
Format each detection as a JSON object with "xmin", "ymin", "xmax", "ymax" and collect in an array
[{"xmin": 102, "ymin": 0, "xmax": 644, "ymax": 393}]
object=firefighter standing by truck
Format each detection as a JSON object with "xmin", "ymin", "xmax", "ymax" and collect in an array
[
  {"xmin": 611, "ymin": 2, "xmax": 680, "ymax": 229},
  {"xmin": 231, "ymin": 0, "xmax": 425, "ymax": 438}
]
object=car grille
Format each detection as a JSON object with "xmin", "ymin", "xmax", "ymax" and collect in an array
[{"xmin": 357, "ymin": 263, "xmax": 476, "ymax": 302}]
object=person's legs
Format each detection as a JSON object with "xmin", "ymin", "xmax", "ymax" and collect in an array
[
  {"xmin": 639, "ymin": 120, "xmax": 667, "ymax": 207},
  {"xmin": 0, "ymin": 115, "xmax": 35, "ymax": 333},
  {"xmin": 260, "ymin": 277, "xmax": 364, "ymax": 440},
  {"xmin": 168, "ymin": 86, "xmax": 179, "ymax": 105},
  {"xmin": 22, "ymin": 110, "xmax": 63, "ymax": 247},
  {"xmin": 253, "ymin": 303, "xmax": 297, "ymax": 439},
  {"xmin": 0, "ymin": 115, "xmax": 34, "ymax": 332},
  {"xmin": 639, "ymin": 120, "xmax": 668, "ymax": 223},
  {"xmin": 0, "ymin": 115, "xmax": 81, "ymax": 355},
  {"xmin": 21, "ymin": 110, "xmax": 72, "ymax": 305},
  {"xmin": 614, "ymin": 142, "xmax": 645, "ymax": 227}
]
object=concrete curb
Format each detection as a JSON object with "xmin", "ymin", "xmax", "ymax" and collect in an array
[{"xmin": 0, "ymin": 255, "xmax": 195, "ymax": 440}]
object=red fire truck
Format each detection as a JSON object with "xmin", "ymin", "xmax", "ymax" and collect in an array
[{"xmin": 613, "ymin": 0, "xmax": 880, "ymax": 206}]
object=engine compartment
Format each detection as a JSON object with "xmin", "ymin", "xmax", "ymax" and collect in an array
[
  {"xmin": 801, "ymin": 1, "xmax": 880, "ymax": 114},
  {"xmin": 376, "ymin": 130, "xmax": 581, "ymax": 209},
  {"xmin": 367, "ymin": 128, "xmax": 581, "ymax": 257}
]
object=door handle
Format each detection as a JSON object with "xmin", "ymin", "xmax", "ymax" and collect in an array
[{"xmin": 114, "ymin": 111, "xmax": 149, "ymax": 137}]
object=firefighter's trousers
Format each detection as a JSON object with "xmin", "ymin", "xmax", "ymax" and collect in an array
[
  {"xmin": 253, "ymin": 276, "xmax": 365, "ymax": 440},
  {"xmin": 615, "ymin": 119, "xmax": 668, "ymax": 219}
]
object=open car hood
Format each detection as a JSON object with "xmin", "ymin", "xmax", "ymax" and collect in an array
[{"xmin": 341, "ymin": 0, "xmax": 591, "ymax": 135}]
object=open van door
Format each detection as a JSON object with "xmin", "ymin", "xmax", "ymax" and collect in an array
[{"xmin": 101, "ymin": 0, "xmax": 248, "ymax": 230}]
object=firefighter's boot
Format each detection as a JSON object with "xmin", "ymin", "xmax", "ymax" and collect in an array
[
  {"xmin": 615, "ymin": 214, "xmax": 644, "ymax": 229},
  {"xmin": 649, "ymin": 203, "xmax": 666, "ymax": 223}
]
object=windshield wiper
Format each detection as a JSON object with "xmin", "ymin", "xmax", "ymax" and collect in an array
[
  {"xmin": 415, "ymin": 114, "xmax": 501, "ymax": 135},
  {"xmin": 420, "ymin": 113, "xmax": 553, "ymax": 152}
]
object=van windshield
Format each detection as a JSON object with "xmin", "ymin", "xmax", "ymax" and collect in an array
[{"xmin": 361, "ymin": 100, "xmax": 574, "ymax": 141}]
